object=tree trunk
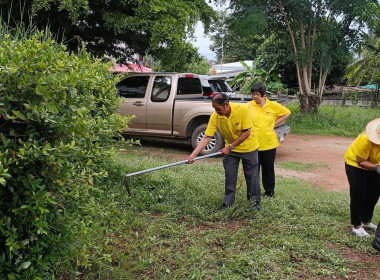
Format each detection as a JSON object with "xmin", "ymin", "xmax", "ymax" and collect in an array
[
  {"xmin": 299, "ymin": 94, "xmax": 309, "ymax": 114},
  {"xmin": 373, "ymin": 88, "xmax": 379, "ymax": 107},
  {"xmin": 300, "ymin": 94, "xmax": 319, "ymax": 114},
  {"xmin": 298, "ymin": 64, "xmax": 313, "ymax": 114},
  {"xmin": 279, "ymin": 0, "xmax": 319, "ymax": 115},
  {"xmin": 341, "ymin": 91, "xmax": 346, "ymax": 106},
  {"xmin": 308, "ymin": 95, "xmax": 320, "ymax": 114}
]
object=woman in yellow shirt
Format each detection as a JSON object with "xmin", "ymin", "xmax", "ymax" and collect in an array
[
  {"xmin": 247, "ymin": 82, "xmax": 291, "ymax": 198},
  {"xmin": 344, "ymin": 118, "xmax": 380, "ymax": 238}
]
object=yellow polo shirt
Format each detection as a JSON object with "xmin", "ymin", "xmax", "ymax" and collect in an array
[
  {"xmin": 247, "ymin": 98, "xmax": 291, "ymax": 151},
  {"xmin": 205, "ymin": 103, "xmax": 259, "ymax": 153},
  {"xmin": 344, "ymin": 132, "xmax": 380, "ymax": 168}
]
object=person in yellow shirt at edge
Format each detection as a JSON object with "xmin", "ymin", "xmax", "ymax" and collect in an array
[
  {"xmin": 344, "ymin": 118, "xmax": 380, "ymax": 238},
  {"xmin": 187, "ymin": 93, "xmax": 261, "ymax": 210},
  {"xmin": 247, "ymin": 82, "xmax": 291, "ymax": 198}
]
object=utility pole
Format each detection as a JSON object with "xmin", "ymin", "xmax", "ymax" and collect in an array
[{"xmin": 220, "ymin": 12, "xmax": 225, "ymax": 73}]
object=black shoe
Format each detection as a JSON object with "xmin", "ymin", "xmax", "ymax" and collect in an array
[
  {"xmin": 373, "ymin": 237, "xmax": 380, "ymax": 251},
  {"xmin": 252, "ymin": 204, "xmax": 261, "ymax": 211},
  {"xmin": 251, "ymin": 203, "xmax": 261, "ymax": 211},
  {"xmin": 220, "ymin": 204, "xmax": 229, "ymax": 210},
  {"xmin": 373, "ymin": 225, "xmax": 380, "ymax": 251},
  {"xmin": 264, "ymin": 192, "xmax": 275, "ymax": 198},
  {"xmin": 249, "ymin": 200, "xmax": 261, "ymax": 211}
]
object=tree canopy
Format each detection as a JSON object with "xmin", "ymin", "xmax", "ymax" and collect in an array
[
  {"xmin": 1, "ymin": 0, "xmax": 216, "ymax": 65},
  {"xmin": 209, "ymin": 11, "xmax": 264, "ymax": 63},
  {"xmin": 152, "ymin": 41, "xmax": 211, "ymax": 74},
  {"xmin": 228, "ymin": 0, "xmax": 379, "ymax": 112}
]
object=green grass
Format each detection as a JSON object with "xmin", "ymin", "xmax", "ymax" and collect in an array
[
  {"xmin": 286, "ymin": 104, "xmax": 379, "ymax": 137},
  {"xmin": 276, "ymin": 161, "xmax": 329, "ymax": 171},
  {"xmin": 58, "ymin": 147, "xmax": 380, "ymax": 279}
]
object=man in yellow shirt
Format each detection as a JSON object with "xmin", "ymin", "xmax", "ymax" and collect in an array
[
  {"xmin": 188, "ymin": 93, "xmax": 261, "ymax": 209},
  {"xmin": 247, "ymin": 82, "xmax": 291, "ymax": 198},
  {"xmin": 344, "ymin": 118, "xmax": 380, "ymax": 238}
]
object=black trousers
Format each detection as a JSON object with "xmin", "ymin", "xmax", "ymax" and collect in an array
[
  {"xmin": 374, "ymin": 220, "xmax": 380, "ymax": 250},
  {"xmin": 222, "ymin": 149, "xmax": 260, "ymax": 207},
  {"xmin": 258, "ymin": 148, "xmax": 277, "ymax": 195},
  {"xmin": 345, "ymin": 163, "xmax": 380, "ymax": 226}
]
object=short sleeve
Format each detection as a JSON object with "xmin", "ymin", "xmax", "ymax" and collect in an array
[
  {"xmin": 354, "ymin": 134, "xmax": 372, "ymax": 160},
  {"xmin": 247, "ymin": 101, "xmax": 254, "ymax": 122},
  {"xmin": 204, "ymin": 113, "xmax": 217, "ymax": 137},
  {"xmin": 241, "ymin": 105, "xmax": 253, "ymax": 130},
  {"xmin": 274, "ymin": 102, "xmax": 291, "ymax": 117}
]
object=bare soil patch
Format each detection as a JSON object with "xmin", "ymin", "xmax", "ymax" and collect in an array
[
  {"xmin": 341, "ymin": 247, "xmax": 380, "ymax": 280},
  {"xmin": 276, "ymin": 134, "xmax": 354, "ymax": 192}
]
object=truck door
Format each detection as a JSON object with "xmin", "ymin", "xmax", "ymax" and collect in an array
[
  {"xmin": 117, "ymin": 75, "xmax": 150, "ymax": 131},
  {"xmin": 146, "ymin": 75, "xmax": 173, "ymax": 135}
]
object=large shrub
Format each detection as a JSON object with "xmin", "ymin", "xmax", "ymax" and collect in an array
[{"xmin": 0, "ymin": 29, "xmax": 130, "ymax": 278}]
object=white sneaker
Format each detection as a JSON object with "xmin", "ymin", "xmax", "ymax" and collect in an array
[
  {"xmin": 352, "ymin": 227, "xmax": 370, "ymax": 237},
  {"xmin": 362, "ymin": 222, "xmax": 377, "ymax": 230}
]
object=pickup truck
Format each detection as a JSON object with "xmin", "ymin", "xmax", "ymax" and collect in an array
[{"xmin": 118, "ymin": 72, "xmax": 290, "ymax": 155}]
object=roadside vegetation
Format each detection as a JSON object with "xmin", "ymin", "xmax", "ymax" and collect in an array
[
  {"xmin": 0, "ymin": 24, "xmax": 131, "ymax": 278},
  {"xmin": 55, "ymin": 147, "xmax": 379, "ymax": 279},
  {"xmin": 286, "ymin": 103, "xmax": 379, "ymax": 137}
]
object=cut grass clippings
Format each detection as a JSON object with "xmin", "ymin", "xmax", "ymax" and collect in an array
[{"xmin": 58, "ymin": 147, "xmax": 380, "ymax": 279}]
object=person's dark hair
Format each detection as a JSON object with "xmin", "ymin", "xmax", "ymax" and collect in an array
[
  {"xmin": 251, "ymin": 82, "xmax": 266, "ymax": 97},
  {"xmin": 212, "ymin": 92, "xmax": 229, "ymax": 105}
]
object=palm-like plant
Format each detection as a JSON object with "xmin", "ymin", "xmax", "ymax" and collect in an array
[
  {"xmin": 229, "ymin": 56, "xmax": 285, "ymax": 94},
  {"xmin": 345, "ymin": 34, "xmax": 380, "ymax": 106},
  {"xmin": 345, "ymin": 35, "xmax": 380, "ymax": 86}
]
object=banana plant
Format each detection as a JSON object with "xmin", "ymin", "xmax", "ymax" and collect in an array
[{"xmin": 230, "ymin": 56, "xmax": 284, "ymax": 94}]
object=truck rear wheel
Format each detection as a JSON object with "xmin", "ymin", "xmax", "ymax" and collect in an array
[{"xmin": 191, "ymin": 124, "xmax": 224, "ymax": 155}]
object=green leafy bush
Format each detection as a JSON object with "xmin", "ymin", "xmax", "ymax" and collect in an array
[{"xmin": 0, "ymin": 29, "xmax": 130, "ymax": 278}]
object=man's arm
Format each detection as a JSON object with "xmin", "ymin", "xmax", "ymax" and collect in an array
[
  {"xmin": 187, "ymin": 135, "xmax": 212, "ymax": 163},
  {"xmin": 220, "ymin": 129, "xmax": 251, "ymax": 155}
]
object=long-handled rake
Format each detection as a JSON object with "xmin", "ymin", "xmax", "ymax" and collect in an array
[{"xmin": 123, "ymin": 151, "xmax": 222, "ymax": 194}]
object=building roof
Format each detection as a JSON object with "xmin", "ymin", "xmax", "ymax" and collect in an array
[
  {"xmin": 212, "ymin": 60, "xmax": 253, "ymax": 74},
  {"xmin": 111, "ymin": 64, "xmax": 152, "ymax": 73}
]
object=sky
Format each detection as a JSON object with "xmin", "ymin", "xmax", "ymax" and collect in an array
[
  {"xmin": 190, "ymin": 1, "xmax": 230, "ymax": 61},
  {"xmin": 192, "ymin": 23, "xmax": 216, "ymax": 60}
]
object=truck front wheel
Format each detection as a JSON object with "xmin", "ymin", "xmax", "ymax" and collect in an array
[{"xmin": 191, "ymin": 124, "xmax": 225, "ymax": 155}]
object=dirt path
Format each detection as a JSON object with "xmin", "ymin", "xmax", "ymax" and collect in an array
[{"xmin": 276, "ymin": 134, "xmax": 354, "ymax": 192}]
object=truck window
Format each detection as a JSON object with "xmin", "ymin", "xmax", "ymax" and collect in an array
[
  {"xmin": 209, "ymin": 80, "xmax": 233, "ymax": 93},
  {"xmin": 151, "ymin": 76, "xmax": 171, "ymax": 102},
  {"xmin": 177, "ymin": 78, "xmax": 202, "ymax": 95},
  {"xmin": 117, "ymin": 76, "xmax": 150, "ymax": 98}
]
